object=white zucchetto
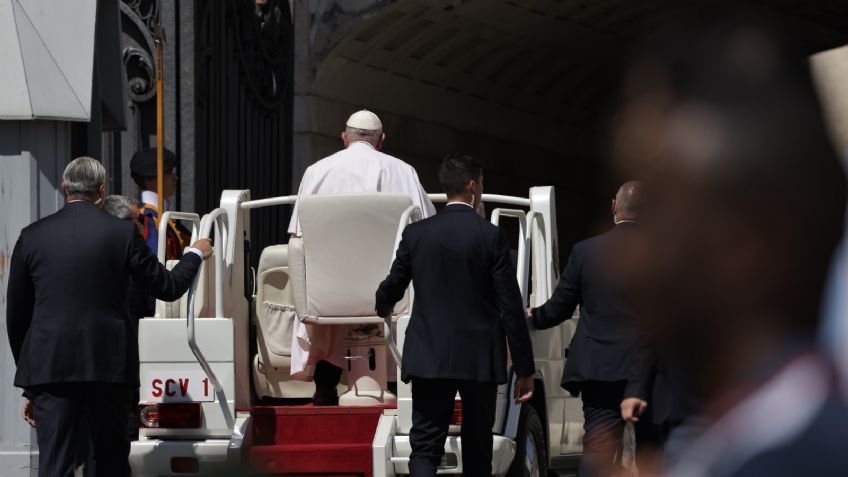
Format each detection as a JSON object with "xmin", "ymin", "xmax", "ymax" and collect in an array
[{"xmin": 346, "ymin": 109, "xmax": 382, "ymax": 131}]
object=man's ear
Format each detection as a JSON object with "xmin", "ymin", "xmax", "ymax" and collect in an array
[
  {"xmin": 341, "ymin": 131, "xmax": 349, "ymax": 146},
  {"xmin": 611, "ymin": 198, "xmax": 617, "ymax": 216},
  {"xmin": 376, "ymin": 132, "xmax": 386, "ymax": 150},
  {"xmin": 96, "ymin": 184, "xmax": 106, "ymax": 207},
  {"xmin": 60, "ymin": 181, "xmax": 66, "ymax": 196}
]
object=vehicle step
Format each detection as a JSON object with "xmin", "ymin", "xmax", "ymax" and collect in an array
[
  {"xmin": 251, "ymin": 405, "xmax": 388, "ymax": 445},
  {"xmin": 248, "ymin": 405, "xmax": 389, "ymax": 475}
]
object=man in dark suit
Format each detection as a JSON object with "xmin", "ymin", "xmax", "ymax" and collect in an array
[
  {"xmin": 375, "ymin": 154, "xmax": 535, "ymax": 477},
  {"xmin": 529, "ymin": 181, "xmax": 645, "ymax": 476},
  {"xmin": 6, "ymin": 157, "xmax": 212, "ymax": 477}
]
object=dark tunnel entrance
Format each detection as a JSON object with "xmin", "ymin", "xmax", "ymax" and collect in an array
[{"xmin": 293, "ymin": 0, "xmax": 848, "ymax": 253}]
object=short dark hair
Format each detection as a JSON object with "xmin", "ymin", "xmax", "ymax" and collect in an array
[{"xmin": 438, "ymin": 154, "xmax": 483, "ymax": 195}]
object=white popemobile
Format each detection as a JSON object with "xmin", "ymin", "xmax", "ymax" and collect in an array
[{"xmin": 129, "ymin": 186, "xmax": 583, "ymax": 476}]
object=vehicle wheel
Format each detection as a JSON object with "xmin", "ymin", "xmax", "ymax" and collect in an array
[{"xmin": 507, "ymin": 405, "xmax": 548, "ymax": 477}]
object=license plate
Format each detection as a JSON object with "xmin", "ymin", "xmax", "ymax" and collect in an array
[{"xmin": 141, "ymin": 370, "xmax": 215, "ymax": 402}]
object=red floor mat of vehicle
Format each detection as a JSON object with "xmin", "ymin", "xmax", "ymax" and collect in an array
[{"xmin": 248, "ymin": 404, "xmax": 393, "ymax": 476}]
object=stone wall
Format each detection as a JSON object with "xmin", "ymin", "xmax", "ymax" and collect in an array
[{"xmin": 0, "ymin": 120, "xmax": 71, "ymax": 477}]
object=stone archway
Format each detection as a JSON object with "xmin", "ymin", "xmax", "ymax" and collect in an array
[{"xmin": 293, "ymin": 0, "xmax": 848, "ymax": 248}]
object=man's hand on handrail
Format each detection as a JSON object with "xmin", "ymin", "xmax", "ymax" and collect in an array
[{"xmin": 189, "ymin": 238, "xmax": 213, "ymax": 259}]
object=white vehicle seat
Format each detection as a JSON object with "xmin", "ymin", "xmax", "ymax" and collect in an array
[
  {"xmin": 252, "ymin": 244, "xmax": 315, "ymax": 399},
  {"xmin": 288, "ymin": 193, "xmax": 415, "ymax": 406},
  {"xmin": 155, "ymin": 258, "xmax": 215, "ymax": 319}
]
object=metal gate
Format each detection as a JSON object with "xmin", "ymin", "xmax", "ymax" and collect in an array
[{"xmin": 195, "ymin": 0, "xmax": 293, "ymax": 265}]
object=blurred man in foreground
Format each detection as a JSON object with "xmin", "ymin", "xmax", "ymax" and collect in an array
[
  {"xmin": 613, "ymin": 11, "xmax": 848, "ymax": 476},
  {"xmin": 529, "ymin": 181, "xmax": 649, "ymax": 476},
  {"xmin": 289, "ymin": 109, "xmax": 436, "ymax": 405},
  {"xmin": 375, "ymin": 154, "xmax": 534, "ymax": 476},
  {"xmin": 6, "ymin": 157, "xmax": 212, "ymax": 476}
]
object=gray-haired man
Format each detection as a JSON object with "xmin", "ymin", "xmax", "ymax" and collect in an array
[{"xmin": 6, "ymin": 157, "xmax": 212, "ymax": 476}]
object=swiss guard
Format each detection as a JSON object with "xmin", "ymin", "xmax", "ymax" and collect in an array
[{"xmin": 130, "ymin": 148, "xmax": 190, "ymax": 260}]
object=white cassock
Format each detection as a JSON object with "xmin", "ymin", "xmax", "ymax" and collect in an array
[{"xmin": 288, "ymin": 141, "xmax": 436, "ymax": 380}]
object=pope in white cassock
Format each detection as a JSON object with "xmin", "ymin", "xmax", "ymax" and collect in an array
[{"xmin": 288, "ymin": 109, "xmax": 436, "ymax": 405}]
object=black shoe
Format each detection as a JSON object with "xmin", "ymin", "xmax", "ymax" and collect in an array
[
  {"xmin": 312, "ymin": 361, "xmax": 342, "ymax": 406},
  {"xmin": 312, "ymin": 387, "xmax": 339, "ymax": 406}
]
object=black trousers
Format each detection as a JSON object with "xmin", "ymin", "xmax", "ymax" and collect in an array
[
  {"xmin": 578, "ymin": 380, "xmax": 628, "ymax": 477},
  {"xmin": 31, "ymin": 383, "xmax": 132, "ymax": 477},
  {"xmin": 409, "ymin": 378, "xmax": 497, "ymax": 477}
]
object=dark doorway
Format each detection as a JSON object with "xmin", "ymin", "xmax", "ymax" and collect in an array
[{"xmin": 195, "ymin": 0, "xmax": 294, "ymax": 265}]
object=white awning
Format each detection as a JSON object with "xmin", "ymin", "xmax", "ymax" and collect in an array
[{"xmin": 0, "ymin": 0, "xmax": 97, "ymax": 121}]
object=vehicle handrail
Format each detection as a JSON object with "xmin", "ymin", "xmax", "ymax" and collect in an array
[
  {"xmin": 198, "ymin": 209, "xmax": 228, "ymax": 318},
  {"xmin": 239, "ymin": 195, "xmax": 298, "ymax": 209},
  {"xmin": 382, "ymin": 204, "xmax": 422, "ymax": 366},
  {"xmin": 157, "ymin": 212, "xmax": 201, "ymax": 264},
  {"xmin": 428, "ymin": 193, "xmax": 531, "ymax": 207},
  {"xmin": 184, "ymin": 208, "xmax": 229, "ymax": 395},
  {"xmin": 491, "ymin": 208, "xmax": 530, "ymax": 305},
  {"xmin": 526, "ymin": 211, "xmax": 551, "ymax": 302},
  {"xmin": 238, "ymin": 193, "xmax": 533, "ymax": 211}
]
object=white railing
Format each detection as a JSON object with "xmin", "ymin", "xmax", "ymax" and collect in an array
[
  {"xmin": 428, "ymin": 193, "xmax": 531, "ymax": 207},
  {"xmin": 491, "ymin": 208, "xmax": 530, "ymax": 305},
  {"xmin": 156, "ymin": 212, "xmax": 201, "ymax": 264},
  {"xmin": 527, "ymin": 211, "xmax": 551, "ymax": 303},
  {"xmin": 239, "ymin": 195, "xmax": 297, "ymax": 209},
  {"xmin": 229, "ymin": 191, "xmax": 551, "ymax": 365},
  {"xmin": 382, "ymin": 205, "xmax": 423, "ymax": 365},
  {"xmin": 199, "ymin": 209, "xmax": 228, "ymax": 318},
  {"xmin": 238, "ymin": 193, "xmax": 534, "ymax": 211},
  {"xmin": 184, "ymin": 208, "xmax": 229, "ymax": 394}
]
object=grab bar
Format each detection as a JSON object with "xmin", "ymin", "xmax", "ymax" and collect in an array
[
  {"xmin": 428, "ymin": 193, "xmax": 531, "ymax": 207},
  {"xmin": 239, "ymin": 195, "xmax": 297, "ymax": 209},
  {"xmin": 491, "ymin": 208, "xmax": 530, "ymax": 305},
  {"xmin": 527, "ymin": 211, "xmax": 551, "ymax": 302},
  {"xmin": 383, "ymin": 204, "xmax": 423, "ymax": 365},
  {"xmin": 156, "ymin": 212, "xmax": 201, "ymax": 264},
  {"xmin": 238, "ymin": 193, "xmax": 532, "ymax": 211},
  {"xmin": 184, "ymin": 208, "xmax": 229, "ymax": 395}
]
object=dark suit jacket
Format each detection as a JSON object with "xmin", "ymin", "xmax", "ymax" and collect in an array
[
  {"xmin": 127, "ymin": 279, "xmax": 156, "ymax": 335},
  {"xmin": 375, "ymin": 204, "xmax": 535, "ymax": 384},
  {"xmin": 532, "ymin": 222, "xmax": 640, "ymax": 395},
  {"xmin": 6, "ymin": 201, "xmax": 202, "ymax": 388},
  {"xmin": 626, "ymin": 340, "xmax": 701, "ymax": 427}
]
